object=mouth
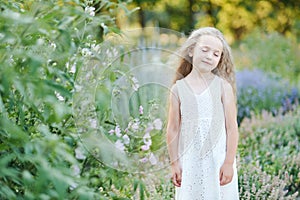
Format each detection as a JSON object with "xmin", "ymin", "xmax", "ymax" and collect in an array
[{"xmin": 202, "ymin": 61, "xmax": 212, "ymax": 65}]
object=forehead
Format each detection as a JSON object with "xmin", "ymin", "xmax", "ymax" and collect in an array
[{"xmin": 197, "ymin": 35, "xmax": 223, "ymax": 51}]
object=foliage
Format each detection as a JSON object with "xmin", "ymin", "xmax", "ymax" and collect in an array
[
  {"xmin": 235, "ymin": 31, "xmax": 300, "ymax": 83},
  {"xmin": 236, "ymin": 69, "xmax": 299, "ymax": 124},
  {"xmin": 126, "ymin": 0, "xmax": 300, "ymax": 41},
  {"xmin": 238, "ymin": 109, "xmax": 300, "ymax": 199},
  {"xmin": 0, "ymin": 0, "xmax": 135, "ymax": 199}
]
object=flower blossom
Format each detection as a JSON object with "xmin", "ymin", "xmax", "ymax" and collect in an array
[
  {"xmin": 141, "ymin": 132, "xmax": 152, "ymax": 151},
  {"xmin": 115, "ymin": 125, "xmax": 122, "ymax": 137},
  {"xmin": 122, "ymin": 134, "xmax": 130, "ymax": 145},
  {"xmin": 139, "ymin": 157, "xmax": 148, "ymax": 163},
  {"xmin": 153, "ymin": 118, "xmax": 163, "ymax": 130},
  {"xmin": 149, "ymin": 153, "xmax": 158, "ymax": 165},
  {"xmin": 75, "ymin": 147, "xmax": 86, "ymax": 160},
  {"xmin": 115, "ymin": 140, "xmax": 125, "ymax": 152},
  {"xmin": 139, "ymin": 105, "xmax": 144, "ymax": 115},
  {"xmin": 85, "ymin": 6, "xmax": 95, "ymax": 16}
]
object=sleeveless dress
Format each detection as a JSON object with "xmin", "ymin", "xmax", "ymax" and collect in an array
[{"xmin": 175, "ymin": 76, "xmax": 239, "ymax": 200}]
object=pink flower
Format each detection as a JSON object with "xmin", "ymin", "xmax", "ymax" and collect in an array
[
  {"xmin": 143, "ymin": 133, "xmax": 152, "ymax": 146},
  {"xmin": 122, "ymin": 134, "xmax": 130, "ymax": 145},
  {"xmin": 115, "ymin": 125, "xmax": 121, "ymax": 137},
  {"xmin": 108, "ymin": 129, "xmax": 115, "ymax": 135},
  {"xmin": 149, "ymin": 153, "xmax": 158, "ymax": 165},
  {"xmin": 139, "ymin": 105, "xmax": 143, "ymax": 115},
  {"xmin": 128, "ymin": 119, "xmax": 139, "ymax": 132},
  {"xmin": 115, "ymin": 140, "xmax": 125, "ymax": 152},
  {"xmin": 153, "ymin": 118, "xmax": 162, "ymax": 130},
  {"xmin": 145, "ymin": 123, "xmax": 153, "ymax": 134},
  {"xmin": 141, "ymin": 144, "xmax": 150, "ymax": 151},
  {"xmin": 139, "ymin": 157, "xmax": 148, "ymax": 163}
]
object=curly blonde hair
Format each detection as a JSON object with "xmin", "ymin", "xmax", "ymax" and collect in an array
[{"xmin": 173, "ymin": 27, "xmax": 236, "ymax": 96}]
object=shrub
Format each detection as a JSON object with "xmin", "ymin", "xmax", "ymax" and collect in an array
[
  {"xmin": 238, "ymin": 109, "xmax": 300, "ymax": 198},
  {"xmin": 236, "ymin": 69, "xmax": 299, "ymax": 124}
]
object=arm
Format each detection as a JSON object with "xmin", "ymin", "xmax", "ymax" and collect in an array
[
  {"xmin": 166, "ymin": 84, "xmax": 182, "ymax": 187},
  {"xmin": 219, "ymin": 79, "xmax": 239, "ymax": 186}
]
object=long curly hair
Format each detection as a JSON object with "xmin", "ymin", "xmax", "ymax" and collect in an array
[{"xmin": 173, "ymin": 27, "xmax": 236, "ymax": 96}]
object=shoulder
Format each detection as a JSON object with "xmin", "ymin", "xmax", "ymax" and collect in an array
[
  {"xmin": 219, "ymin": 77, "xmax": 233, "ymax": 94},
  {"xmin": 170, "ymin": 81, "xmax": 182, "ymax": 102},
  {"xmin": 219, "ymin": 77, "xmax": 235, "ymax": 104},
  {"xmin": 170, "ymin": 83, "xmax": 179, "ymax": 97}
]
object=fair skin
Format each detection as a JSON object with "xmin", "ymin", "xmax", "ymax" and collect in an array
[{"xmin": 166, "ymin": 35, "xmax": 239, "ymax": 187}]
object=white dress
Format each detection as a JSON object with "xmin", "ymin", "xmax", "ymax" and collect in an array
[{"xmin": 175, "ymin": 76, "xmax": 239, "ymax": 200}]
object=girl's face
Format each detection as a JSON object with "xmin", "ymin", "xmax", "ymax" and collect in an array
[{"xmin": 191, "ymin": 35, "xmax": 223, "ymax": 73}]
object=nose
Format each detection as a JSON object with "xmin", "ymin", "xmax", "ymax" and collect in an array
[{"xmin": 206, "ymin": 52, "xmax": 213, "ymax": 60}]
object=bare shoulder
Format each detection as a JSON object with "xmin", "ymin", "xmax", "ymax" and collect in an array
[{"xmin": 170, "ymin": 83, "xmax": 179, "ymax": 100}]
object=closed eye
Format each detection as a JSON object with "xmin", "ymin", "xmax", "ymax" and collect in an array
[{"xmin": 201, "ymin": 47, "xmax": 208, "ymax": 52}]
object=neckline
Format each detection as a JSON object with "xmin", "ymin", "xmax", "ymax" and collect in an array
[{"xmin": 182, "ymin": 76, "xmax": 217, "ymax": 97}]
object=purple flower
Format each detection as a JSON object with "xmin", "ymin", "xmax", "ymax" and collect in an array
[
  {"xmin": 139, "ymin": 157, "xmax": 148, "ymax": 163},
  {"xmin": 139, "ymin": 105, "xmax": 144, "ymax": 115}
]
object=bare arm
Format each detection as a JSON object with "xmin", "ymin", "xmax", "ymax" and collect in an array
[
  {"xmin": 219, "ymin": 79, "xmax": 239, "ymax": 185},
  {"xmin": 166, "ymin": 84, "xmax": 182, "ymax": 187}
]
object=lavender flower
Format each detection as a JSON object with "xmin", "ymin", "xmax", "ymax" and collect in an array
[
  {"xmin": 115, "ymin": 140, "xmax": 125, "ymax": 152},
  {"xmin": 139, "ymin": 105, "xmax": 144, "ymax": 115}
]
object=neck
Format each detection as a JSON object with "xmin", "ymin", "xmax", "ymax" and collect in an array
[{"xmin": 189, "ymin": 69, "xmax": 215, "ymax": 80}]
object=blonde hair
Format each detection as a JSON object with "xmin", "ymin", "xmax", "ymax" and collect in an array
[{"xmin": 173, "ymin": 27, "xmax": 236, "ymax": 96}]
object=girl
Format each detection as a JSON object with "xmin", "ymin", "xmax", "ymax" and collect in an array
[{"xmin": 166, "ymin": 27, "xmax": 239, "ymax": 199}]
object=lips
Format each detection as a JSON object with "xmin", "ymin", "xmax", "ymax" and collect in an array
[{"xmin": 202, "ymin": 61, "xmax": 212, "ymax": 65}]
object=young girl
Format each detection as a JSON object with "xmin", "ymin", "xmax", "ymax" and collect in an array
[{"xmin": 166, "ymin": 27, "xmax": 239, "ymax": 199}]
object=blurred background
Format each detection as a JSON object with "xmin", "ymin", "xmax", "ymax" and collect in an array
[{"xmin": 0, "ymin": 0, "xmax": 299, "ymax": 199}]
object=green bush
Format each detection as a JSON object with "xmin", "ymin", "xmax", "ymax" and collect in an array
[
  {"xmin": 234, "ymin": 30, "xmax": 300, "ymax": 84},
  {"xmin": 238, "ymin": 109, "xmax": 300, "ymax": 199},
  {"xmin": 0, "ymin": 0, "xmax": 137, "ymax": 199}
]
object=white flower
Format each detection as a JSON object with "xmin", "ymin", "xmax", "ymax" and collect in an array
[
  {"xmin": 85, "ymin": 6, "xmax": 95, "ymax": 16},
  {"xmin": 115, "ymin": 140, "xmax": 125, "ymax": 152},
  {"xmin": 71, "ymin": 164, "xmax": 81, "ymax": 176},
  {"xmin": 91, "ymin": 43, "xmax": 100, "ymax": 53},
  {"xmin": 70, "ymin": 62, "xmax": 76, "ymax": 73},
  {"xmin": 143, "ymin": 132, "xmax": 151, "ymax": 144},
  {"xmin": 153, "ymin": 118, "xmax": 163, "ymax": 130},
  {"xmin": 75, "ymin": 147, "xmax": 86, "ymax": 160},
  {"xmin": 122, "ymin": 134, "xmax": 130, "ymax": 145},
  {"xmin": 145, "ymin": 123, "xmax": 153, "ymax": 133},
  {"xmin": 90, "ymin": 119, "xmax": 97, "ymax": 128},
  {"xmin": 54, "ymin": 91, "xmax": 64, "ymax": 101},
  {"xmin": 128, "ymin": 119, "xmax": 140, "ymax": 132},
  {"xmin": 149, "ymin": 153, "xmax": 158, "ymax": 165},
  {"xmin": 50, "ymin": 42, "xmax": 56, "ymax": 50},
  {"xmin": 81, "ymin": 48, "xmax": 92, "ymax": 57},
  {"xmin": 115, "ymin": 125, "xmax": 122, "ymax": 137},
  {"xmin": 131, "ymin": 77, "xmax": 139, "ymax": 91},
  {"xmin": 139, "ymin": 105, "xmax": 143, "ymax": 115},
  {"xmin": 141, "ymin": 144, "xmax": 150, "ymax": 151}
]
